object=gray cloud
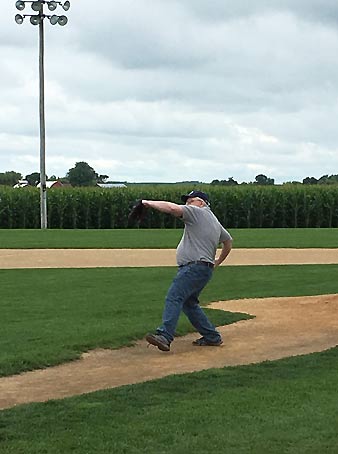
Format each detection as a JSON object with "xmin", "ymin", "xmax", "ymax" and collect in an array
[
  {"xmin": 179, "ymin": 0, "xmax": 338, "ymax": 25},
  {"xmin": 1, "ymin": 0, "xmax": 338, "ymax": 183}
]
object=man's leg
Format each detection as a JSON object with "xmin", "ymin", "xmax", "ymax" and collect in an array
[
  {"xmin": 156, "ymin": 264, "xmax": 213, "ymax": 343},
  {"xmin": 182, "ymin": 292, "xmax": 222, "ymax": 343}
]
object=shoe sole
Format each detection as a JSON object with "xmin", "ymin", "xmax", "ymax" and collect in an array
[
  {"xmin": 192, "ymin": 340, "xmax": 223, "ymax": 347},
  {"xmin": 146, "ymin": 334, "xmax": 170, "ymax": 352}
]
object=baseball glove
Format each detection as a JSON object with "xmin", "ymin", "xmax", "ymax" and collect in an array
[{"xmin": 128, "ymin": 199, "xmax": 147, "ymax": 224}]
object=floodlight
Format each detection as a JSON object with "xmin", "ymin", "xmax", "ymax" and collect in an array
[
  {"xmin": 30, "ymin": 15, "xmax": 42, "ymax": 25},
  {"xmin": 62, "ymin": 1, "xmax": 70, "ymax": 11},
  {"xmin": 58, "ymin": 15, "xmax": 68, "ymax": 26},
  {"xmin": 31, "ymin": 1, "xmax": 42, "ymax": 11},
  {"xmin": 47, "ymin": 1, "xmax": 57, "ymax": 11},
  {"xmin": 50, "ymin": 14, "xmax": 59, "ymax": 25},
  {"xmin": 13, "ymin": 0, "xmax": 70, "ymax": 230},
  {"xmin": 15, "ymin": 1, "xmax": 25, "ymax": 11},
  {"xmin": 15, "ymin": 13, "xmax": 24, "ymax": 24}
]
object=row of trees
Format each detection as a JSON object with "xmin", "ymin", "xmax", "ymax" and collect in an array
[
  {"xmin": 211, "ymin": 174, "xmax": 275, "ymax": 186},
  {"xmin": 0, "ymin": 171, "xmax": 22, "ymax": 186},
  {"xmin": 2, "ymin": 165, "xmax": 338, "ymax": 187},
  {"xmin": 0, "ymin": 162, "xmax": 110, "ymax": 187},
  {"xmin": 211, "ymin": 174, "xmax": 338, "ymax": 186}
]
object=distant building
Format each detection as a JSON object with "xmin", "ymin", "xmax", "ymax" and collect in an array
[
  {"xmin": 36, "ymin": 180, "xmax": 63, "ymax": 189},
  {"xmin": 13, "ymin": 179, "xmax": 29, "ymax": 188},
  {"xmin": 97, "ymin": 183, "xmax": 127, "ymax": 189}
]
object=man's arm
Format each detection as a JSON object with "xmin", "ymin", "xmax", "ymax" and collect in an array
[
  {"xmin": 214, "ymin": 239, "xmax": 232, "ymax": 268},
  {"xmin": 142, "ymin": 200, "xmax": 183, "ymax": 217}
]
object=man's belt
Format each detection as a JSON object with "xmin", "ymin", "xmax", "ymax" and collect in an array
[{"xmin": 179, "ymin": 261, "xmax": 214, "ymax": 269}]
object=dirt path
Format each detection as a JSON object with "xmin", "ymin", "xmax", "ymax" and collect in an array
[
  {"xmin": 1, "ymin": 248, "xmax": 338, "ymax": 268},
  {"xmin": 1, "ymin": 294, "xmax": 338, "ymax": 410},
  {"xmin": 1, "ymin": 249, "xmax": 338, "ymax": 411}
]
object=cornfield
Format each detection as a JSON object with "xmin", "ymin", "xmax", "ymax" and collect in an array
[{"xmin": 1, "ymin": 185, "xmax": 338, "ymax": 228}]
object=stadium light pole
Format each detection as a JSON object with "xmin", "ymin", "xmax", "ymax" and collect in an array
[{"xmin": 15, "ymin": 0, "xmax": 70, "ymax": 229}]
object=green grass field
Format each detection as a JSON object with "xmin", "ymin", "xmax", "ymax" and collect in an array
[
  {"xmin": 1, "ymin": 227, "xmax": 338, "ymax": 453},
  {"xmin": 0, "ymin": 227, "xmax": 338, "ymax": 248},
  {"xmin": 1, "ymin": 264, "xmax": 338, "ymax": 377},
  {"xmin": 1, "ymin": 347, "xmax": 338, "ymax": 453}
]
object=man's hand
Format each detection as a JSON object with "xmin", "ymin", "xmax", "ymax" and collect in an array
[
  {"xmin": 214, "ymin": 239, "xmax": 232, "ymax": 268},
  {"xmin": 128, "ymin": 199, "xmax": 147, "ymax": 224}
]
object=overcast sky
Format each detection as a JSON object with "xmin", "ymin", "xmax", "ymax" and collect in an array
[{"xmin": 2, "ymin": 1, "xmax": 338, "ymax": 183}]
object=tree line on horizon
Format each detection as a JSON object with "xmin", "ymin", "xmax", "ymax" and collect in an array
[
  {"xmin": 0, "ymin": 163, "xmax": 338, "ymax": 187},
  {"xmin": 0, "ymin": 162, "xmax": 109, "ymax": 187},
  {"xmin": 212, "ymin": 173, "xmax": 338, "ymax": 186}
]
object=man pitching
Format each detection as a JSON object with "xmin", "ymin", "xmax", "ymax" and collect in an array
[{"xmin": 141, "ymin": 190, "xmax": 232, "ymax": 352}]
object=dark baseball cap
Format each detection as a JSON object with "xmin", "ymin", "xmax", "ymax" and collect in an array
[{"xmin": 181, "ymin": 190, "xmax": 210, "ymax": 204}]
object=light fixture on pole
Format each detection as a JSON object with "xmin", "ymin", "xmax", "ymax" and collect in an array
[
  {"xmin": 47, "ymin": 1, "xmax": 57, "ymax": 11},
  {"xmin": 30, "ymin": 15, "xmax": 42, "ymax": 25},
  {"xmin": 15, "ymin": 1, "xmax": 25, "ymax": 10},
  {"xmin": 31, "ymin": 1, "xmax": 42, "ymax": 11},
  {"xmin": 15, "ymin": 0, "xmax": 70, "ymax": 229},
  {"xmin": 15, "ymin": 13, "xmax": 24, "ymax": 24}
]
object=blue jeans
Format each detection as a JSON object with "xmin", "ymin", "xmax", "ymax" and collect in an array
[{"xmin": 156, "ymin": 263, "xmax": 222, "ymax": 343}]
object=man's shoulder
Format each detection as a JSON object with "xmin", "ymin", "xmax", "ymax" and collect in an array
[
  {"xmin": 182, "ymin": 205, "xmax": 215, "ymax": 223},
  {"xmin": 183, "ymin": 205, "xmax": 211, "ymax": 212},
  {"xmin": 182, "ymin": 205, "xmax": 210, "ymax": 216}
]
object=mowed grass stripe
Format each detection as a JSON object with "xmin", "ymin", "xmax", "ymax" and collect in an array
[
  {"xmin": 1, "ymin": 347, "xmax": 338, "ymax": 453},
  {"xmin": 0, "ymin": 228, "xmax": 338, "ymax": 248},
  {"xmin": 1, "ymin": 265, "xmax": 338, "ymax": 377}
]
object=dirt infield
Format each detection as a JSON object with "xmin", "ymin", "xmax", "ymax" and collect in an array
[
  {"xmin": 0, "ymin": 249, "xmax": 337, "ymax": 411},
  {"xmin": 1, "ymin": 294, "xmax": 338, "ymax": 410},
  {"xmin": 1, "ymin": 248, "xmax": 338, "ymax": 268}
]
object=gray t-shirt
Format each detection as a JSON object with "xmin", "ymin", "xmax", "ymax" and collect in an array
[{"xmin": 176, "ymin": 205, "xmax": 232, "ymax": 266}]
